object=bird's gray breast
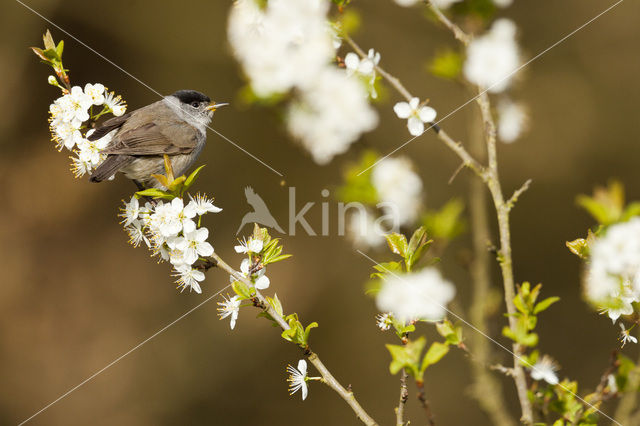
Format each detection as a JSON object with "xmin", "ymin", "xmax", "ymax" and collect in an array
[{"xmin": 171, "ymin": 133, "xmax": 206, "ymax": 177}]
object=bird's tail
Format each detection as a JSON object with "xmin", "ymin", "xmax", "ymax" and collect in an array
[{"xmin": 89, "ymin": 155, "xmax": 134, "ymax": 183}]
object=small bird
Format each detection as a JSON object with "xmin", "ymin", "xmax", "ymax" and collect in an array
[{"xmin": 88, "ymin": 90, "xmax": 227, "ymax": 189}]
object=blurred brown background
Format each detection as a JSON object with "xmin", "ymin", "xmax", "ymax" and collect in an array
[{"xmin": 1, "ymin": 0, "xmax": 639, "ymax": 425}]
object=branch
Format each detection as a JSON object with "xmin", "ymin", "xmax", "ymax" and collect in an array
[
  {"xmin": 395, "ymin": 369, "xmax": 409, "ymax": 426},
  {"xmin": 425, "ymin": 1, "xmax": 472, "ymax": 45},
  {"xmin": 506, "ymin": 179, "xmax": 532, "ymax": 211},
  {"xmin": 343, "ymin": 34, "xmax": 487, "ymax": 181},
  {"xmin": 477, "ymin": 83, "xmax": 534, "ymax": 426},
  {"xmin": 416, "ymin": 380, "xmax": 436, "ymax": 426},
  {"xmin": 467, "ymin": 107, "xmax": 516, "ymax": 426},
  {"xmin": 208, "ymin": 252, "xmax": 379, "ymax": 426}
]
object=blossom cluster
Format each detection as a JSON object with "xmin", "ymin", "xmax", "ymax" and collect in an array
[
  {"xmin": 372, "ymin": 156, "xmax": 423, "ymax": 226},
  {"xmin": 376, "ymin": 267, "xmax": 456, "ymax": 322},
  {"xmin": 463, "ymin": 19, "xmax": 520, "ymax": 94},
  {"xmin": 48, "ymin": 83, "xmax": 126, "ymax": 177},
  {"xmin": 227, "ymin": 0, "xmax": 378, "ymax": 164},
  {"xmin": 120, "ymin": 194, "xmax": 222, "ymax": 294},
  {"xmin": 585, "ymin": 218, "xmax": 640, "ymax": 322}
]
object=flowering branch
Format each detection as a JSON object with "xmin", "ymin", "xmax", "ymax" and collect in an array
[
  {"xmin": 345, "ymin": 17, "xmax": 535, "ymax": 423},
  {"xmin": 343, "ymin": 34, "xmax": 486, "ymax": 180},
  {"xmin": 207, "ymin": 251, "xmax": 379, "ymax": 426}
]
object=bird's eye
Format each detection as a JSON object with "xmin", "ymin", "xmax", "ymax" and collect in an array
[{"xmin": 191, "ymin": 101, "xmax": 199, "ymax": 108}]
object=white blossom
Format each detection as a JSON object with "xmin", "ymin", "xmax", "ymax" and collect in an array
[
  {"xmin": 585, "ymin": 218, "xmax": 640, "ymax": 322},
  {"xmin": 150, "ymin": 198, "xmax": 192, "ymax": 238},
  {"xmin": 120, "ymin": 196, "xmax": 140, "ymax": 226},
  {"xmin": 234, "ymin": 237, "xmax": 264, "ymax": 254},
  {"xmin": 344, "ymin": 49, "xmax": 380, "ymax": 98},
  {"xmin": 530, "ymin": 355, "xmax": 559, "ymax": 385},
  {"xmin": 218, "ymin": 294, "xmax": 241, "ymax": 329},
  {"xmin": 376, "ymin": 313, "xmax": 393, "ymax": 331},
  {"xmin": 65, "ymin": 86, "xmax": 93, "ymax": 124},
  {"xmin": 376, "ymin": 267, "xmax": 456, "ymax": 322},
  {"xmin": 84, "ymin": 83, "xmax": 105, "ymax": 106},
  {"xmin": 238, "ymin": 258, "xmax": 270, "ymax": 290},
  {"xmin": 125, "ymin": 220, "xmax": 149, "ymax": 248},
  {"xmin": 173, "ymin": 264, "xmax": 205, "ymax": 293},
  {"xmin": 287, "ymin": 67, "xmax": 378, "ymax": 164},
  {"xmin": 171, "ymin": 228, "xmax": 214, "ymax": 265},
  {"xmin": 464, "ymin": 19, "xmax": 520, "ymax": 93},
  {"xmin": 607, "ymin": 374, "xmax": 618, "ymax": 394},
  {"xmin": 228, "ymin": 0, "xmax": 335, "ymax": 97},
  {"xmin": 103, "ymin": 90, "xmax": 127, "ymax": 116},
  {"xmin": 372, "ymin": 156, "xmax": 423, "ymax": 226},
  {"xmin": 619, "ymin": 322, "xmax": 638, "ymax": 347},
  {"xmin": 392, "ymin": 0, "xmax": 420, "ymax": 6},
  {"xmin": 492, "ymin": 0, "xmax": 513, "ymax": 7},
  {"xmin": 393, "ymin": 97, "xmax": 437, "ymax": 136},
  {"xmin": 286, "ymin": 360, "xmax": 309, "ymax": 400},
  {"xmin": 187, "ymin": 193, "xmax": 222, "ymax": 216},
  {"xmin": 347, "ymin": 210, "xmax": 386, "ymax": 249},
  {"xmin": 497, "ymin": 99, "xmax": 528, "ymax": 143}
]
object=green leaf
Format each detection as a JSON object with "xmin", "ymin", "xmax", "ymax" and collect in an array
[
  {"xmin": 386, "ymin": 233, "xmax": 408, "ymax": 258},
  {"xmin": 566, "ymin": 238, "xmax": 589, "ymax": 259},
  {"xmin": 533, "ymin": 296, "xmax": 560, "ymax": 314},
  {"xmin": 55, "ymin": 40, "xmax": 64, "ymax": 58},
  {"xmin": 428, "ymin": 49, "xmax": 463, "ymax": 80},
  {"xmin": 435, "ymin": 320, "xmax": 463, "ymax": 345},
  {"xmin": 265, "ymin": 254, "xmax": 292, "ymax": 264},
  {"xmin": 421, "ymin": 198, "xmax": 467, "ymax": 241},
  {"xmin": 134, "ymin": 188, "xmax": 174, "ymax": 200},
  {"xmin": 231, "ymin": 280, "xmax": 254, "ymax": 300},
  {"xmin": 266, "ymin": 294, "xmax": 283, "ymax": 316},
  {"xmin": 386, "ymin": 336, "xmax": 426, "ymax": 379},
  {"xmin": 183, "ymin": 164, "xmax": 206, "ymax": 190},
  {"xmin": 420, "ymin": 342, "xmax": 450, "ymax": 372},
  {"xmin": 167, "ymin": 175, "xmax": 186, "ymax": 192},
  {"xmin": 304, "ymin": 322, "xmax": 318, "ymax": 343}
]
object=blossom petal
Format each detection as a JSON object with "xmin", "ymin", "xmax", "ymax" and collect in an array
[
  {"xmin": 393, "ymin": 102, "xmax": 412, "ymax": 119},
  {"xmin": 407, "ymin": 116, "xmax": 424, "ymax": 136},
  {"xmin": 418, "ymin": 106, "xmax": 437, "ymax": 123}
]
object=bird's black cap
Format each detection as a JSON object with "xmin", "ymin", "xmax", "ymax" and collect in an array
[{"xmin": 172, "ymin": 90, "xmax": 210, "ymax": 104}]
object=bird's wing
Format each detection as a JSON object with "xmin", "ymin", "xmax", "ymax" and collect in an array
[
  {"xmin": 101, "ymin": 102, "xmax": 200, "ymax": 156},
  {"xmin": 87, "ymin": 113, "xmax": 132, "ymax": 141}
]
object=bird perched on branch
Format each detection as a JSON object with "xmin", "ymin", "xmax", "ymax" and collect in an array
[{"xmin": 88, "ymin": 89, "xmax": 227, "ymax": 189}]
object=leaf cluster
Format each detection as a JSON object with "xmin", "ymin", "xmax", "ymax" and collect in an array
[{"xmin": 502, "ymin": 282, "xmax": 559, "ymax": 347}]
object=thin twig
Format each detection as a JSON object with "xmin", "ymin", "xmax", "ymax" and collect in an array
[
  {"xmin": 425, "ymin": 1, "xmax": 472, "ymax": 45},
  {"xmin": 208, "ymin": 252, "xmax": 378, "ymax": 426},
  {"xmin": 506, "ymin": 179, "xmax": 532, "ymax": 211},
  {"xmin": 396, "ymin": 369, "xmax": 409, "ymax": 426},
  {"xmin": 416, "ymin": 380, "xmax": 436, "ymax": 426}
]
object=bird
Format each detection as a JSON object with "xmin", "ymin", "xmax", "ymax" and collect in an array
[
  {"xmin": 88, "ymin": 89, "xmax": 227, "ymax": 189},
  {"xmin": 236, "ymin": 186, "xmax": 285, "ymax": 235}
]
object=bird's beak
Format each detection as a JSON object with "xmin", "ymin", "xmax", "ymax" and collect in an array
[{"xmin": 206, "ymin": 101, "xmax": 229, "ymax": 111}]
